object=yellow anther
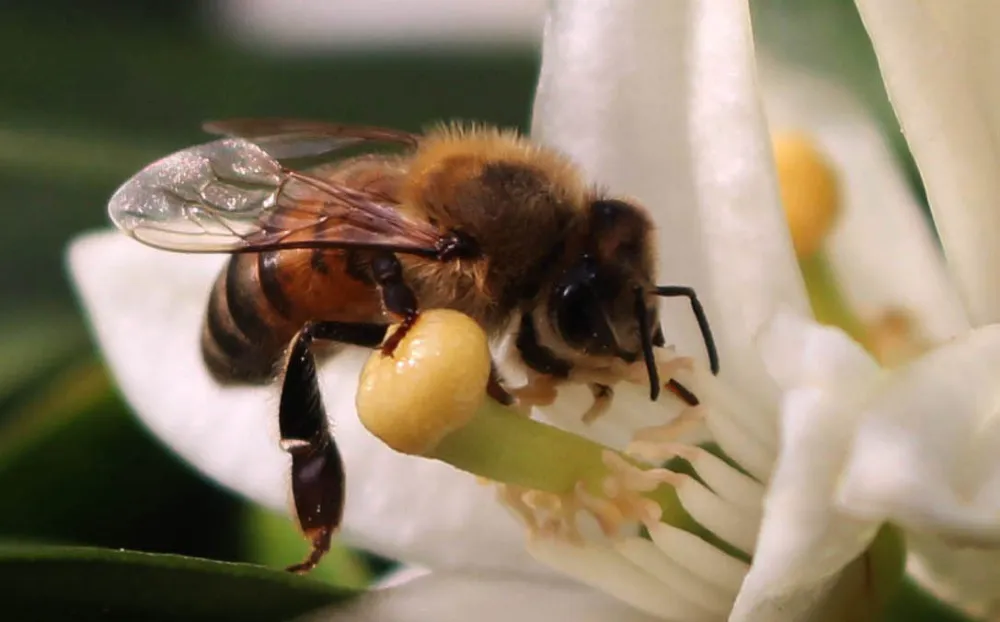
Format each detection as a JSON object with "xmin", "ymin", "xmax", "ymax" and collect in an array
[
  {"xmin": 772, "ymin": 131, "xmax": 841, "ymax": 258},
  {"xmin": 356, "ymin": 309, "xmax": 491, "ymax": 455}
]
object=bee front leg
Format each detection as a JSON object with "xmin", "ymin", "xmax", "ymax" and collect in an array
[
  {"xmin": 666, "ymin": 379, "xmax": 700, "ymax": 407},
  {"xmin": 487, "ymin": 362, "xmax": 516, "ymax": 406},
  {"xmin": 648, "ymin": 347, "xmax": 700, "ymax": 407},
  {"xmin": 509, "ymin": 373, "xmax": 560, "ymax": 414},
  {"xmin": 279, "ymin": 320, "xmax": 386, "ymax": 574}
]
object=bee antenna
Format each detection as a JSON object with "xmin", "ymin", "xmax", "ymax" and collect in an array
[
  {"xmin": 652, "ymin": 285, "xmax": 720, "ymax": 375},
  {"xmin": 633, "ymin": 287, "xmax": 661, "ymax": 401}
]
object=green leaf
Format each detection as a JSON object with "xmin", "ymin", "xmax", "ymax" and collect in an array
[
  {"xmin": 0, "ymin": 361, "xmax": 244, "ymax": 560},
  {"xmin": 242, "ymin": 506, "xmax": 373, "ymax": 590},
  {"xmin": 0, "ymin": 543, "xmax": 355, "ymax": 622}
]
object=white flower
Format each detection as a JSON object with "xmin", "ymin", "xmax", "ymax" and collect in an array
[
  {"xmin": 853, "ymin": 1, "xmax": 1000, "ymax": 329},
  {"xmin": 755, "ymin": 51, "xmax": 969, "ymax": 349},
  {"xmin": 68, "ymin": 0, "xmax": 1000, "ymax": 620},
  {"xmin": 830, "ymin": 1, "xmax": 1000, "ymax": 616},
  {"xmin": 734, "ymin": 1, "xmax": 1000, "ymax": 617}
]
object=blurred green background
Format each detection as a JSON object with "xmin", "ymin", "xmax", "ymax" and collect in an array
[
  {"xmin": 0, "ymin": 1, "xmax": 969, "ymax": 620},
  {"xmin": 0, "ymin": 2, "xmax": 541, "ymax": 617}
]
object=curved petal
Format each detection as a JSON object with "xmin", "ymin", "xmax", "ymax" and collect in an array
[
  {"xmin": 755, "ymin": 310, "xmax": 881, "ymax": 392},
  {"xmin": 906, "ymin": 532, "xmax": 1000, "ymax": 618},
  {"xmin": 758, "ymin": 54, "xmax": 971, "ymax": 344},
  {"xmin": 732, "ymin": 314, "xmax": 883, "ymax": 620},
  {"xmin": 836, "ymin": 324, "xmax": 1000, "ymax": 541},
  {"xmin": 67, "ymin": 230, "xmax": 549, "ymax": 575},
  {"xmin": 296, "ymin": 573, "xmax": 660, "ymax": 622},
  {"xmin": 531, "ymin": 0, "xmax": 808, "ymax": 412},
  {"xmin": 854, "ymin": 0, "xmax": 1000, "ymax": 327}
]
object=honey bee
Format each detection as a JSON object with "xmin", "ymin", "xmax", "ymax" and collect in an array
[{"xmin": 108, "ymin": 119, "xmax": 719, "ymax": 573}]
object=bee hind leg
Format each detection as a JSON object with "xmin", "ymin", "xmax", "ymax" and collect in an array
[{"xmin": 279, "ymin": 320, "xmax": 387, "ymax": 574}]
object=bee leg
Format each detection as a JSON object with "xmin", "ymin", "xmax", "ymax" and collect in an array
[
  {"xmin": 367, "ymin": 252, "xmax": 514, "ymax": 405},
  {"xmin": 509, "ymin": 373, "xmax": 560, "ymax": 415},
  {"xmin": 280, "ymin": 320, "xmax": 387, "ymax": 574},
  {"xmin": 370, "ymin": 253, "xmax": 420, "ymax": 356},
  {"xmin": 487, "ymin": 362, "xmax": 515, "ymax": 406},
  {"xmin": 581, "ymin": 383, "xmax": 614, "ymax": 423},
  {"xmin": 666, "ymin": 379, "xmax": 699, "ymax": 407},
  {"xmin": 648, "ymin": 338, "xmax": 700, "ymax": 407}
]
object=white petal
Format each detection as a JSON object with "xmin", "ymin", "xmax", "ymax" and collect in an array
[
  {"xmin": 532, "ymin": 0, "xmax": 808, "ymax": 408},
  {"xmin": 68, "ymin": 230, "xmax": 549, "ymax": 574},
  {"xmin": 756, "ymin": 310, "xmax": 880, "ymax": 392},
  {"xmin": 730, "ymin": 387, "xmax": 881, "ymax": 620},
  {"xmin": 373, "ymin": 565, "xmax": 432, "ymax": 589},
  {"xmin": 907, "ymin": 532, "xmax": 1000, "ymax": 618},
  {"xmin": 733, "ymin": 317, "xmax": 884, "ymax": 619},
  {"xmin": 854, "ymin": 0, "xmax": 1000, "ymax": 327},
  {"xmin": 758, "ymin": 54, "xmax": 971, "ymax": 344},
  {"xmin": 837, "ymin": 324, "xmax": 1000, "ymax": 541},
  {"xmin": 298, "ymin": 572, "xmax": 660, "ymax": 622}
]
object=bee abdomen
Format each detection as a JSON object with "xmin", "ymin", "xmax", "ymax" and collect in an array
[{"xmin": 201, "ymin": 252, "xmax": 292, "ymax": 383}]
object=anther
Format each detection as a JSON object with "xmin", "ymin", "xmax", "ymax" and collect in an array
[{"xmin": 772, "ymin": 131, "xmax": 841, "ymax": 259}]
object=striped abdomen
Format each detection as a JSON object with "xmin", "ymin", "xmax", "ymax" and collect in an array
[{"xmin": 201, "ymin": 248, "xmax": 387, "ymax": 383}]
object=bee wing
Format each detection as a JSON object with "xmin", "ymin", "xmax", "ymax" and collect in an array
[
  {"xmin": 108, "ymin": 137, "xmax": 444, "ymax": 255},
  {"xmin": 202, "ymin": 118, "xmax": 420, "ymax": 161}
]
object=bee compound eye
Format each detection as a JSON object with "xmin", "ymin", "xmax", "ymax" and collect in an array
[{"xmin": 554, "ymin": 281, "xmax": 597, "ymax": 348}]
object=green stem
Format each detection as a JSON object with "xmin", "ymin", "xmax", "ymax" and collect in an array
[
  {"xmin": 430, "ymin": 399, "xmax": 698, "ymax": 533},
  {"xmin": 800, "ymin": 251, "xmax": 868, "ymax": 346}
]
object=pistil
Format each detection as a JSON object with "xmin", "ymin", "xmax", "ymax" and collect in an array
[
  {"xmin": 773, "ymin": 131, "xmax": 904, "ymax": 358},
  {"xmin": 355, "ymin": 309, "xmax": 722, "ymax": 541}
]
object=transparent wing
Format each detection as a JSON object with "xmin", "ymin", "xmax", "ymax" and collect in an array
[
  {"xmin": 108, "ymin": 138, "xmax": 443, "ymax": 255},
  {"xmin": 203, "ymin": 118, "xmax": 420, "ymax": 161}
]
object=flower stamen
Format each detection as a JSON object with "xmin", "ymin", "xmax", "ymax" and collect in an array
[
  {"xmin": 527, "ymin": 538, "xmax": 723, "ymax": 621},
  {"xmin": 670, "ymin": 473, "xmax": 758, "ymax": 554},
  {"xmin": 630, "ymin": 407, "xmax": 704, "ymax": 448},
  {"xmin": 772, "ymin": 131, "xmax": 840, "ymax": 260},
  {"xmin": 644, "ymin": 521, "xmax": 751, "ymax": 593},
  {"xmin": 665, "ymin": 445, "xmax": 766, "ymax": 512},
  {"xmin": 574, "ymin": 480, "xmax": 629, "ymax": 537},
  {"xmin": 616, "ymin": 537, "xmax": 737, "ymax": 615},
  {"xmin": 356, "ymin": 309, "xmax": 766, "ymax": 615}
]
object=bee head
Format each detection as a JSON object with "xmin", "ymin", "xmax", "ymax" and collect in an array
[{"xmin": 548, "ymin": 198, "xmax": 659, "ymax": 362}]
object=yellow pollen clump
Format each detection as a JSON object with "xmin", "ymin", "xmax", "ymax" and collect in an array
[
  {"xmin": 772, "ymin": 131, "xmax": 841, "ymax": 258},
  {"xmin": 356, "ymin": 309, "xmax": 491, "ymax": 456}
]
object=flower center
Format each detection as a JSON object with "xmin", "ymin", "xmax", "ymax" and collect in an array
[
  {"xmin": 356, "ymin": 316, "xmax": 772, "ymax": 619},
  {"xmin": 504, "ymin": 367, "xmax": 774, "ymax": 619}
]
